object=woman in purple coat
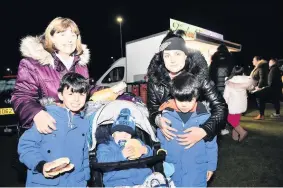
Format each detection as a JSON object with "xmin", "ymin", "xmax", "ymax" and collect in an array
[{"xmin": 11, "ymin": 17, "xmax": 90, "ymax": 133}]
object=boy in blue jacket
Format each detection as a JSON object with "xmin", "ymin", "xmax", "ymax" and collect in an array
[
  {"xmin": 157, "ymin": 72, "xmax": 218, "ymax": 187},
  {"xmin": 96, "ymin": 108, "xmax": 166, "ymax": 187},
  {"xmin": 18, "ymin": 72, "xmax": 90, "ymax": 187}
]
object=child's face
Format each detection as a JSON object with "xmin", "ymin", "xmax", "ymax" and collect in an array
[
  {"xmin": 175, "ymin": 98, "xmax": 197, "ymax": 113},
  {"xmin": 112, "ymin": 131, "xmax": 132, "ymax": 144},
  {"xmin": 58, "ymin": 87, "xmax": 87, "ymax": 113}
]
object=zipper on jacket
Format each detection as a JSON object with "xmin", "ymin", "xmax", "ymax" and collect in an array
[{"xmin": 66, "ymin": 109, "xmax": 74, "ymax": 128}]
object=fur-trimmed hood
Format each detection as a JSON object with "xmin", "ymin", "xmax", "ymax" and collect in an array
[
  {"xmin": 250, "ymin": 59, "xmax": 268, "ymax": 77},
  {"xmin": 147, "ymin": 50, "xmax": 209, "ymax": 86},
  {"xmin": 225, "ymin": 75, "xmax": 255, "ymax": 90},
  {"xmin": 20, "ymin": 36, "xmax": 90, "ymax": 67},
  {"xmin": 256, "ymin": 60, "xmax": 268, "ymax": 68}
]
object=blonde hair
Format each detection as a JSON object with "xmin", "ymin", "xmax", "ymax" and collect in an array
[{"xmin": 43, "ymin": 17, "xmax": 83, "ymax": 55}]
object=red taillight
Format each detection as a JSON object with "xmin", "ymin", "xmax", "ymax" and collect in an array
[{"xmin": 3, "ymin": 75, "xmax": 17, "ymax": 79}]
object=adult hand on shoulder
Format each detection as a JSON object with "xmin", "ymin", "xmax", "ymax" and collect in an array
[
  {"xmin": 177, "ymin": 127, "xmax": 207, "ymax": 149},
  {"xmin": 33, "ymin": 110, "xmax": 56, "ymax": 134},
  {"xmin": 158, "ymin": 117, "xmax": 177, "ymax": 141}
]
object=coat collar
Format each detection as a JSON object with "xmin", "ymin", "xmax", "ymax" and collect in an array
[
  {"xmin": 256, "ymin": 60, "xmax": 268, "ymax": 69},
  {"xmin": 51, "ymin": 53, "xmax": 81, "ymax": 72},
  {"xmin": 269, "ymin": 64, "xmax": 278, "ymax": 69},
  {"xmin": 250, "ymin": 60, "xmax": 268, "ymax": 76}
]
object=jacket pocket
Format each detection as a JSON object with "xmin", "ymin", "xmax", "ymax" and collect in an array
[
  {"xmin": 195, "ymin": 154, "xmax": 208, "ymax": 173},
  {"xmin": 75, "ymin": 172, "xmax": 86, "ymax": 182},
  {"xmin": 66, "ymin": 172, "xmax": 87, "ymax": 187},
  {"xmin": 195, "ymin": 154, "xmax": 207, "ymax": 164},
  {"xmin": 191, "ymin": 155, "xmax": 207, "ymax": 186},
  {"xmin": 31, "ymin": 173, "xmax": 59, "ymax": 186}
]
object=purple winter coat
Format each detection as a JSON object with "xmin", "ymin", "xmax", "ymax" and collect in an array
[{"xmin": 11, "ymin": 36, "xmax": 91, "ymax": 128}]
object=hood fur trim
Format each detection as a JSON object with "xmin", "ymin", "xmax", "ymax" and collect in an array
[
  {"xmin": 225, "ymin": 76, "xmax": 255, "ymax": 90},
  {"xmin": 20, "ymin": 36, "xmax": 90, "ymax": 67},
  {"xmin": 250, "ymin": 60, "xmax": 268, "ymax": 77},
  {"xmin": 256, "ymin": 60, "xmax": 267, "ymax": 68}
]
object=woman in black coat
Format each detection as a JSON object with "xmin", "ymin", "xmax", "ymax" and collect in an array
[
  {"xmin": 209, "ymin": 44, "xmax": 234, "ymax": 95},
  {"xmin": 147, "ymin": 30, "xmax": 227, "ymax": 148},
  {"xmin": 267, "ymin": 58, "xmax": 282, "ymax": 117},
  {"xmin": 250, "ymin": 56, "xmax": 269, "ymax": 120}
]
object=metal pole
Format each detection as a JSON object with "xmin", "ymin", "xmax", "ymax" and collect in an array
[{"xmin": 119, "ymin": 22, "xmax": 123, "ymax": 57}]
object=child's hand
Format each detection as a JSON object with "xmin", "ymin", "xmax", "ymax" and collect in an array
[
  {"xmin": 122, "ymin": 145, "xmax": 136, "ymax": 159},
  {"xmin": 42, "ymin": 158, "xmax": 74, "ymax": 178},
  {"xmin": 43, "ymin": 161, "xmax": 57, "ymax": 178},
  {"xmin": 207, "ymin": 171, "xmax": 214, "ymax": 181}
]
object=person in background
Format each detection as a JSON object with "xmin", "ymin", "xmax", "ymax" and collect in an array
[
  {"xmin": 224, "ymin": 66, "xmax": 254, "ymax": 142},
  {"xmin": 210, "ymin": 44, "xmax": 234, "ymax": 95},
  {"xmin": 250, "ymin": 56, "xmax": 269, "ymax": 120},
  {"xmin": 209, "ymin": 44, "xmax": 235, "ymax": 135},
  {"xmin": 267, "ymin": 58, "xmax": 282, "ymax": 118}
]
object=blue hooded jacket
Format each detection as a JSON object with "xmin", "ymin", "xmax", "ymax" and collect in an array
[
  {"xmin": 157, "ymin": 102, "xmax": 218, "ymax": 187},
  {"xmin": 18, "ymin": 105, "xmax": 90, "ymax": 187}
]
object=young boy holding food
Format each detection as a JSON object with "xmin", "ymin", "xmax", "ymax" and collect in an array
[{"xmin": 18, "ymin": 72, "xmax": 90, "ymax": 187}]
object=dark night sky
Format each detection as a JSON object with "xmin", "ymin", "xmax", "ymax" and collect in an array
[{"xmin": 2, "ymin": 0, "xmax": 283, "ymax": 80}]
